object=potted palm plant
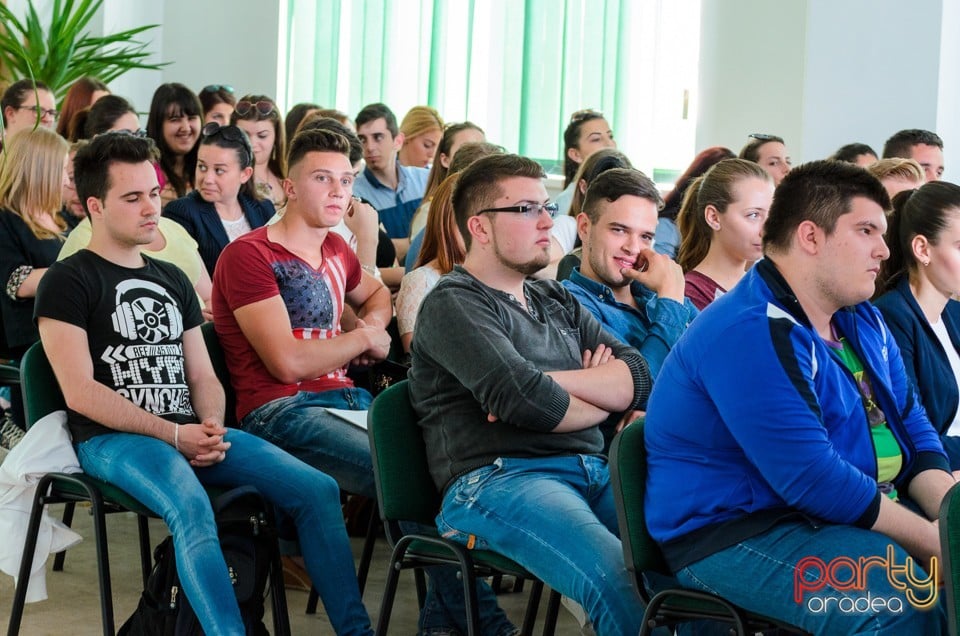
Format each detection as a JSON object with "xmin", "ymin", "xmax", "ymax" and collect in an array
[{"xmin": 0, "ymin": 0, "xmax": 167, "ymax": 99}]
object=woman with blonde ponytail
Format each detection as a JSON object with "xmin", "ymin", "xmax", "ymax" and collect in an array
[
  {"xmin": 676, "ymin": 158, "xmax": 774, "ymax": 310},
  {"xmin": 874, "ymin": 182, "xmax": 960, "ymax": 471}
]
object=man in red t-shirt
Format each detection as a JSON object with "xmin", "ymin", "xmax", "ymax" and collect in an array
[{"xmin": 212, "ymin": 128, "xmax": 392, "ymax": 499}]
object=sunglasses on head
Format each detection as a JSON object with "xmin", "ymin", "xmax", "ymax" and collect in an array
[
  {"xmin": 203, "ymin": 84, "xmax": 234, "ymax": 94},
  {"xmin": 234, "ymin": 100, "xmax": 276, "ymax": 117},
  {"xmin": 749, "ymin": 133, "xmax": 778, "ymax": 141},
  {"xmin": 201, "ymin": 122, "xmax": 254, "ymax": 165}
]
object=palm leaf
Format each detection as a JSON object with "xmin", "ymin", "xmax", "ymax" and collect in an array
[{"xmin": 0, "ymin": 0, "xmax": 167, "ymax": 99}]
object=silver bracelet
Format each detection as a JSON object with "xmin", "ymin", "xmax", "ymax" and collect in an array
[{"xmin": 5, "ymin": 265, "xmax": 33, "ymax": 301}]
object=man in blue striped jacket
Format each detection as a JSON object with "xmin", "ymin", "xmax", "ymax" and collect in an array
[{"xmin": 645, "ymin": 160, "xmax": 951, "ymax": 634}]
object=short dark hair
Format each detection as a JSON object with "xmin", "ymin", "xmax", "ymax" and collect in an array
[
  {"xmin": 762, "ymin": 160, "xmax": 890, "ymax": 254},
  {"xmin": 73, "ymin": 132, "xmax": 158, "ymax": 215},
  {"xmin": 829, "ymin": 143, "xmax": 877, "ymax": 164},
  {"xmin": 286, "ymin": 128, "xmax": 352, "ymax": 171},
  {"xmin": 355, "ymin": 102, "xmax": 398, "ymax": 137},
  {"xmin": 739, "ymin": 134, "xmax": 785, "ymax": 163},
  {"xmin": 284, "ymin": 102, "xmax": 320, "ymax": 142},
  {"xmin": 581, "ymin": 168, "xmax": 662, "ymax": 224},
  {"xmin": 882, "ymin": 129, "xmax": 943, "ymax": 159},
  {"xmin": 295, "ymin": 116, "xmax": 363, "ymax": 166},
  {"xmin": 80, "ymin": 95, "xmax": 138, "ymax": 139},
  {"xmin": 453, "ymin": 154, "xmax": 545, "ymax": 249},
  {"xmin": 1, "ymin": 79, "xmax": 51, "ymax": 126}
]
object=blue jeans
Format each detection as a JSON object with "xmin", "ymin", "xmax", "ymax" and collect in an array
[
  {"xmin": 241, "ymin": 389, "xmax": 515, "ymax": 635},
  {"xmin": 240, "ymin": 388, "xmax": 376, "ymax": 498},
  {"xmin": 675, "ymin": 520, "xmax": 946, "ymax": 635},
  {"xmin": 76, "ymin": 429, "xmax": 372, "ymax": 636},
  {"xmin": 437, "ymin": 454, "xmax": 644, "ymax": 636}
]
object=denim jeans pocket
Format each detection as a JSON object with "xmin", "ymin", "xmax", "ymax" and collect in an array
[{"xmin": 450, "ymin": 460, "xmax": 503, "ymax": 506}]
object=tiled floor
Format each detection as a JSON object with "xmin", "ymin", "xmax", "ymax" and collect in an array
[{"xmin": 0, "ymin": 504, "xmax": 582, "ymax": 635}]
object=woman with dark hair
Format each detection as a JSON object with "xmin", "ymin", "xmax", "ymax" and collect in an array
[
  {"xmin": 147, "ymin": 83, "xmax": 202, "ymax": 208},
  {"xmin": 655, "ymin": 146, "xmax": 736, "ymax": 259},
  {"xmin": 874, "ymin": 182, "xmax": 960, "ymax": 471},
  {"xmin": 829, "ymin": 142, "xmax": 878, "ymax": 166},
  {"xmin": 72, "ymin": 94, "xmax": 141, "ymax": 140},
  {"xmin": 285, "ymin": 102, "xmax": 321, "ymax": 142},
  {"xmin": 198, "ymin": 84, "xmax": 236, "ymax": 126},
  {"xmin": 676, "ymin": 158, "xmax": 774, "ymax": 310},
  {"xmin": 164, "ymin": 123, "xmax": 275, "ymax": 276},
  {"xmin": 231, "ymin": 94, "xmax": 286, "ymax": 206},
  {"xmin": 1, "ymin": 79, "xmax": 57, "ymax": 138},
  {"xmin": 58, "ymin": 76, "xmax": 109, "ymax": 139},
  {"xmin": 555, "ymin": 109, "xmax": 616, "ymax": 216},
  {"xmin": 739, "ymin": 133, "xmax": 791, "ymax": 185}
]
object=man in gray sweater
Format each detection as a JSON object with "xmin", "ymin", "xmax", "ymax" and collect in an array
[{"xmin": 409, "ymin": 153, "xmax": 651, "ymax": 636}]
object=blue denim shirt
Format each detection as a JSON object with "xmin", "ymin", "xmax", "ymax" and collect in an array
[{"xmin": 562, "ymin": 267, "xmax": 697, "ymax": 378}]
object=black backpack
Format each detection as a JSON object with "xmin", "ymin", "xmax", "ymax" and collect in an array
[{"xmin": 118, "ymin": 486, "xmax": 276, "ymax": 635}]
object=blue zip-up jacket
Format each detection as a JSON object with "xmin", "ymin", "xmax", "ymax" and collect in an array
[{"xmin": 644, "ymin": 258, "xmax": 949, "ymax": 570}]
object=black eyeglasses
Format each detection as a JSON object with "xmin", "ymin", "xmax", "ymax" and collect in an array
[
  {"xmin": 18, "ymin": 105, "xmax": 58, "ymax": 119},
  {"xmin": 201, "ymin": 122, "xmax": 254, "ymax": 165},
  {"xmin": 478, "ymin": 202, "xmax": 559, "ymax": 220},
  {"xmin": 203, "ymin": 84, "xmax": 234, "ymax": 93},
  {"xmin": 234, "ymin": 100, "xmax": 276, "ymax": 117}
]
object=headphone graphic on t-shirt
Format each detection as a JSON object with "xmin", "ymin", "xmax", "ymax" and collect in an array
[{"xmin": 111, "ymin": 279, "xmax": 184, "ymax": 344}]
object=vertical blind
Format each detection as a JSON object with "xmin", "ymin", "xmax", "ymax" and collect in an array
[{"xmin": 281, "ymin": 0, "xmax": 699, "ymax": 178}]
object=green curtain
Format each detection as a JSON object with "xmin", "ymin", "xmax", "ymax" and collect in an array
[{"xmin": 282, "ymin": 0, "xmax": 696, "ymax": 173}]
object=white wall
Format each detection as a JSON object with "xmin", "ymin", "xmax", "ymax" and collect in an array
[{"xmin": 697, "ymin": 0, "xmax": 954, "ymax": 180}]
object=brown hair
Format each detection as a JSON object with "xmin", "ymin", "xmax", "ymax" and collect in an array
[
  {"xmin": 416, "ymin": 173, "xmax": 464, "ymax": 273},
  {"xmin": 676, "ymin": 159, "xmax": 771, "ymax": 272},
  {"xmin": 453, "ymin": 154, "xmax": 545, "ymax": 249}
]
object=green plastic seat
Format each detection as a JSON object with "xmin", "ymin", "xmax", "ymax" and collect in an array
[
  {"xmin": 939, "ymin": 482, "xmax": 960, "ymax": 636},
  {"xmin": 608, "ymin": 419, "xmax": 809, "ymax": 636},
  {"xmin": 368, "ymin": 380, "xmax": 561, "ymax": 635}
]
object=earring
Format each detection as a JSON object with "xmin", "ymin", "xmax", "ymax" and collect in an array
[
  {"xmin": 710, "ymin": 223, "xmax": 721, "ymax": 231},
  {"xmin": 923, "ymin": 260, "xmax": 930, "ymax": 266}
]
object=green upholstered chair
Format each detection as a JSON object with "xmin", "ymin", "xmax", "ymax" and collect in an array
[
  {"xmin": 7, "ymin": 339, "xmax": 290, "ymax": 636},
  {"xmin": 939, "ymin": 481, "xmax": 960, "ymax": 636},
  {"xmin": 608, "ymin": 419, "xmax": 808, "ymax": 636},
  {"xmin": 367, "ymin": 380, "xmax": 561, "ymax": 635}
]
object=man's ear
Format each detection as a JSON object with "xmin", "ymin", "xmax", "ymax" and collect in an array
[
  {"xmin": 282, "ymin": 177, "xmax": 296, "ymax": 202},
  {"xmin": 393, "ymin": 132, "xmax": 405, "ymax": 151},
  {"xmin": 576, "ymin": 212, "xmax": 591, "ymax": 242},
  {"xmin": 795, "ymin": 219, "xmax": 822, "ymax": 255},
  {"xmin": 86, "ymin": 196, "xmax": 104, "ymax": 219},
  {"xmin": 466, "ymin": 214, "xmax": 491, "ymax": 245}
]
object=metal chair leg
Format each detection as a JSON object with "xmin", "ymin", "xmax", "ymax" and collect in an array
[{"xmin": 52, "ymin": 501, "xmax": 75, "ymax": 572}]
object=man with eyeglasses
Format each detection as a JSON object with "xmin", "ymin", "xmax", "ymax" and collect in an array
[
  {"xmin": 562, "ymin": 168, "xmax": 696, "ymax": 445},
  {"xmin": 409, "ymin": 153, "xmax": 651, "ymax": 636},
  {"xmin": 1, "ymin": 79, "xmax": 58, "ymax": 140}
]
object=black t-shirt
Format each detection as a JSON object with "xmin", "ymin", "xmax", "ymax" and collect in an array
[
  {"xmin": 34, "ymin": 250, "xmax": 203, "ymax": 442},
  {"xmin": 0, "ymin": 208, "xmax": 63, "ymax": 354}
]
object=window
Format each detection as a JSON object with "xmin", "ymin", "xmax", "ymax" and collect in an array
[{"xmin": 280, "ymin": 0, "xmax": 700, "ymax": 179}]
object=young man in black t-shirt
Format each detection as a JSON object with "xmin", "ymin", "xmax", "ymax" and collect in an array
[{"xmin": 34, "ymin": 132, "xmax": 374, "ymax": 635}]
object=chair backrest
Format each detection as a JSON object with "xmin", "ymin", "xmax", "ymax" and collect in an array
[
  {"xmin": 608, "ymin": 418, "xmax": 670, "ymax": 600},
  {"xmin": 20, "ymin": 341, "xmax": 66, "ymax": 428},
  {"xmin": 201, "ymin": 321, "xmax": 238, "ymax": 428},
  {"xmin": 367, "ymin": 380, "xmax": 442, "ymax": 531},
  {"xmin": 939, "ymin": 482, "xmax": 960, "ymax": 636}
]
